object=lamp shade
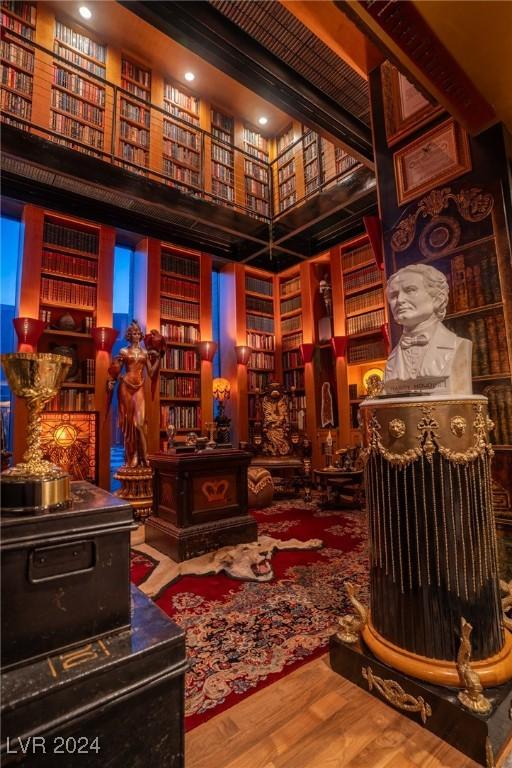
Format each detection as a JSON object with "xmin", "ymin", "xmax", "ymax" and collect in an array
[
  {"xmin": 91, "ymin": 326, "xmax": 119, "ymax": 352},
  {"xmin": 235, "ymin": 345, "xmax": 252, "ymax": 365},
  {"xmin": 212, "ymin": 377, "xmax": 231, "ymax": 401},
  {"xmin": 331, "ymin": 336, "xmax": 348, "ymax": 358},
  {"xmin": 299, "ymin": 343, "xmax": 315, "ymax": 364},
  {"xmin": 198, "ymin": 340, "xmax": 217, "ymax": 362},
  {"xmin": 13, "ymin": 317, "xmax": 45, "ymax": 347}
]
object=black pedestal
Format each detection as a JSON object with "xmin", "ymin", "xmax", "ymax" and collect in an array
[
  {"xmin": 1, "ymin": 586, "xmax": 187, "ymax": 767},
  {"xmin": 329, "ymin": 634, "xmax": 512, "ymax": 767}
]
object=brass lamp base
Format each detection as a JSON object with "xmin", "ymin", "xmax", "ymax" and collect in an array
[{"xmin": 1, "ymin": 467, "xmax": 71, "ymax": 514}]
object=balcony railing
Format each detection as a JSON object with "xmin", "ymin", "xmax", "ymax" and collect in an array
[{"xmin": 1, "ymin": 27, "xmax": 360, "ymax": 222}]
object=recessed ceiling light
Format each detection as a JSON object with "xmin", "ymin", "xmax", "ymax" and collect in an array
[
  {"xmin": 79, "ymin": 6, "xmax": 92, "ymax": 19},
  {"xmin": 184, "ymin": 72, "xmax": 195, "ymax": 82},
  {"xmin": 258, "ymin": 116, "xmax": 268, "ymax": 126}
]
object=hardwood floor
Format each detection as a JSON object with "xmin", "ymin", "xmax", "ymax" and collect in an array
[{"xmin": 186, "ymin": 655, "xmax": 511, "ymax": 768}]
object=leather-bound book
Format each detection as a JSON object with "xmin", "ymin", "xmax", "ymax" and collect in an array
[
  {"xmin": 466, "ymin": 319, "xmax": 480, "ymax": 376},
  {"xmin": 451, "ymin": 254, "xmax": 468, "ymax": 311},
  {"xmin": 488, "ymin": 255, "xmax": 502, "ymax": 303},
  {"xmin": 485, "ymin": 315, "xmax": 501, "ymax": 374},
  {"xmin": 475, "ymin": 317, "xmax": 489, "ymax": 376},
  {"xmin": 466, "ymin": 266, "xmax": 476, "ymax": 309},
  {"xmin": 495, "ymin": 313, "xmax": 510, "ymax": 373},
  {"xmin": 472, "ymin": 264, "xmax": 486, "ymax": 306},
  {"xmin": 480, "ymin": 256, "xmax": 494, "ymax": 305}
]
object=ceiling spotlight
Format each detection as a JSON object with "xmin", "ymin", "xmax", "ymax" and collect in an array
[
  {"xmin": 258, "ymin": 116, "xmax": 268, "ymax": 126},
  {"xmin": 184, "ymin": 72, "xmax": 195, "ymax": 82},
  {"xmin": 79, "ymin": 6, "xmax": 92, "ymax": 19}
]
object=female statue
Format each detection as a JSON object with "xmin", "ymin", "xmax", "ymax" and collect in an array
[{"xmin": 107, "ymin": 320, "xmax": 161, "ymax": 468}]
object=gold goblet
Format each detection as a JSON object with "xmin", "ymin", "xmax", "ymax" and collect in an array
[{"xmin": 1, "ymin": 352, "xmax": 72, "ymax": 513}]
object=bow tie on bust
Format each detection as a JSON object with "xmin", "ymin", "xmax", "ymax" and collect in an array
[{"xmin": 400, "ymin": 333, "xmax": 430, "ymax": 349}]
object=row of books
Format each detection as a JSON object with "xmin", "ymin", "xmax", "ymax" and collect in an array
[
  {"xmin": 336, "ymin": 150, "xmax": 357, "ymax": 175},
  {"xmin": 164, "ymin": 120, "xmax": 200, "ymax": 151},
  {"xmin": 41, "ymin": 277, "xmax": 96, "ymax": 309},
  {"xmin": 279, "ymin": 178, "xmax": 295, "ymax": 197},
  {"xmin": 304, "ymin": 160, "xmax": 319, "ymax": 183},
  {"xmin": 122, "ymin": 80, "xmax": 149, "ymax": 102},
  {"xmin": 487, "ymin": 385, "xmax": 512, "ymax": 446},
  {"xmin": 1, "ymin": 37, "xmax": 34, "ymax": 71},
  {"xmin": 303, "ymin": 144, "xmax": 318, "ymax": 166},
  {"xmin": 1, "ymin": 11, "xmax": 33, "ymax": 40},
  {"xmin": 346, "ymin": 308, "xmax": 385, "ymax": 336},
  {"xmin": 160, "ymin": 322, "xmax": 200, "ymax": 343},
  {"xmin": 284, "ymin": 370, "xmax": 304, "ymax": 390},
  {"xmin": 343, "ymin": 263, "xmax": 382, "ymax": 294},
  {"xmin": 245, "ymin": 177, "xmax": 268, "ymax": 199},
  {"xmin": 121, "ymin": 98, "xmax": 150, "ymax": 127},
  {"xmin": 348, "ymin": 339, "xmax": 387, "ymax": 364},
  {"xmin": 449, "ymin": 253, "xmax": 501, "ymax": 313},
  {"xmin": 42, "ymin": 249, "xmax": 98, "ymax": 280},
  {"xmin": 3, "ymin": 1, "xmax": 36, "ymax": 24},
  {"xmin": 211, "ymin": 124, "xmax": 231, "ymax": 144},
  {"xmin": 248, "ymin": 371, "xmax": 272, "ymax": 391},
  {"xmin": 159, "ymin": 405, "xmax": 200, "ymax": 430},
  {"xmin": 246, "ymin": 331, "xmax": 274, "ymax": 350},
  {"xmin": 82, "ymin": 358, "xmax": 95, "ymax": 385},
  {"xmin": 160, "ymin": 377, "xmax": 200, "ymax": 399},
  {"xmin": 55, "ymin": 21, "xmax": 106, "ymax": 64},
  {"xmin": 245, "ymin": 160, "xmax": 268, "ymax": 183},
  {"xmin": 345, "ymin": 286, "xmax": 383, "ymax": 316},
  {"xmin": 160, "ymin": 297, "xmax": 199, "ymax": 322},
  {"xmin": 53, "ymin": 42, "xmax": 104, "ymax": 79},
  {"xmin": 279, "ymin": 192, "xmax": 296, "ymax": 212},
  {"xmin": 120, "ymin": 121, "xmax": 148, "ymax": 146},
  {"xmin": 211, "ymin": 142, "xmax": 233, "ymax": 166},
  {"xmin": 248, "ymin": 352, "xmax": 274, "ymax": 370},
  {"xmin": 246, "ymin": 275, "xmax": 273, "ymax": 297},
  {"xmin": 53, "ymin": 66, "xmax": 105, "ymax": 105},
  {"xmin": 121, "ymin": 58, "xmax": 150, "ymax": 88},
  {"xmin": 46, "ymin": 390, "xmax": 95, "ymax": 411},
  {"xmin": 1, "ymin": 88, "xmax": 30, "ymax": 117},
  {"xmin": 280, "ymin": 276, "xmax": 301, "ymax": 296},
  {"xmin": 246, "ymin": 195, "xmax": 269, "ymax": 216},
  {"xmin": 245, "ymin": 144, "xmax": 268, "ymax": 163},
  {"xmin": 52, "ymin": 89, "xmax": 103, "ymax": 126},
  {"xmin": 342, "ymin": 244, "xmax": 373, "ymax": 272},
  {"xmin": 161, "ymin": 251, "xmax": 199, "ymax": 279},
  {"xmin": 166, "ymin": 103, "xmax": 199, "ymax": 127},
  {"xmin": 282, "ymin": 331, "xmax": 303, "ymax": 351},
  {"xmin": 446, "ymin": 313, "xmax": 510, "ymax": 376},
  {"xmin": 164, "ymin": 161, "xmax": 200, "ymax": 188},
  {"xmin": 51, "ymin": 136, "xmax": 101, "ymax": 158},
  {"xmin": 39, "ymin": 310, "xmax": 95, "ymax": 332},
  {"xmin": 281, "ymin": 314, "xmax": 302, "ymax": 334},
  {"xmin": 44, "ymin": 221, "xmax": 99, "ymax": 254},
  {"xmin": 162, "ymin": 348, "xmax": 198, "ymax": 370},
  {"xmin": 212, "ymin": 179, "xmax": 234, "ymax": 202},
  {"xmin": 246, "ymin": 313, "xmax": 274, "ymax": 333},
  {"xmin": 161, "ymin": 275, "xmax": 199, "ymax": 300},
  {"xmin": 51, "ymin": 112, "xmax": 104, "ymax": 149},
  {"xmin": 211, "ymin": 109, "xmax": 232, "ymax": 133},
  {"xmin": 2, "ymin": 65, "xmax": 31, "ymax": 94},
  {"xmin": 277, "ymin": 161, "xmax": 295, "ymax": 187},
  {"xmin": 211, "ymin": 161, "xmax": 233, "ymax": 183},
  {"xmin": 281, "ymin": 295, "xmax": 302, "ymax": 315},
  {"xmin": 282, "ymin": 350, "xmax": 303, "ymax": 369},
  {"xmin": 246, "ymin": 295, "xmax": 273, "ymax": 315},
  {"xmin": 244, "ymin": 127, "xmax": 267, "ymax": 150},
  {"xmin": 118, "ymin": 142, "xmax": 148, "ymax": 165},
  {"xmin": 164, "ymin": 141, "xmax": 200, "ymax": 169},
  {"xmin": 164, "ymin": 84, "xmax": 198, "ymax": 115}
]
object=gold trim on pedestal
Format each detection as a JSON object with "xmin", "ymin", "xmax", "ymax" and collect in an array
[
  {"xmin": 114, "ymin": 465, "xmax": 153, "ymax": 523},
  {"xmin": 361, "ymin": 666, "xmax": 432, "ymax": 724},
  {"xmin": 362, "ymin": 618, "xmax": 512, "ymax": 688}
]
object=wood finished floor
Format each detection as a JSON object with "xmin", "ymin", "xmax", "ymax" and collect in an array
[{"xmin": 186, "ymin": 655, "xmax": 511, "ymax": 768}]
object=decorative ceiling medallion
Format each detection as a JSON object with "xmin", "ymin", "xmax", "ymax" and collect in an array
[
  {"xmin": 450, "ymin": 416, "xmax": 467, "ymax": 438},
  {"xmin": 419, "ymin": 216, "xmax": 461, "ymax": 258},
  {"xmin": 389, "ymin": 418, "xmax": 406, "ymax": 439}
]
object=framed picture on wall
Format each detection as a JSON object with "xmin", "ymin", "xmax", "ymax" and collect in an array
[
  {"xmin": 381, "ymin": 60, "xmax": 443, "ymax": 146},
  {"xmin": 393, "ymin": 119, "xmax": 471, "ymax": 206}
]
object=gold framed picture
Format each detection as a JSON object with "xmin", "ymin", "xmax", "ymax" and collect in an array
[
  {"xmin": 381, "ymin": 61, "xmax": 443, "ymax": 146},
  {"xmin": 393, "ymin": 119, "xmax": 471, "ymax": 206}
]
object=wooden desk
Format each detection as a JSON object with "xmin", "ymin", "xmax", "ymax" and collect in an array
[
  {"xmin": 147, "ymin": 449, "xmax": 256, "ymax": 561},
  {"xmin": 313, "ymin": 468, "xmax": 364, "ymax": 509}
]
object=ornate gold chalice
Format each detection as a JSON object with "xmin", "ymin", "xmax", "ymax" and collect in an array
[{"xmin": 1, "ymin": 352, "xmax": 72, "ymax": 513}]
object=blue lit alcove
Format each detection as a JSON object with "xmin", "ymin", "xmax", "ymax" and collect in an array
[{"xmin": 0, "ymin": 215, "xmax": 23, "ymax": 451}]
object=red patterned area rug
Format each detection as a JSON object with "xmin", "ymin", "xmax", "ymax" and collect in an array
[{"xmin": 130, "ymin": 499, "xmax": 369, "ymax": 731}]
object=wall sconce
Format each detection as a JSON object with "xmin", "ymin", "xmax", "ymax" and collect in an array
[
  {"xmin": 197, "ymin": 340, "xmax": 217, "ymax": 362},
  {"xmin": 299, "ymin": 343, "xmax": 315, "ymax": 364},
  {"xmin": 13, "ymin": 317, "xmax": 45, "ymax": 350},
  {"xmin": 363, "ymin": 215, "xmax": 384, "ymax": 271},
  {"xmin": 331, "ymin": 336, "xmax": 348, "ymax": 358},
  {"xmin": 91, "ymin": 326, "xmax": 119, "ymax": 352},
  {"xmin": 235, "ymin": 345, "xmax": 252, "ymax": 365}
]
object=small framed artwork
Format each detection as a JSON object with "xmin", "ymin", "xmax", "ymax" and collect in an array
[
  {"xmin": 381, "ymin": 60, "xmax": 443, "ymax": 146},
  {"xmin": 393, "ymin": 119, "xmax": 471, "ymax": 206}
]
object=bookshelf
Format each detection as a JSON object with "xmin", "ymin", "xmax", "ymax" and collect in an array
[
  {"xmin": 211, "ymin": 108, "xmax": 235, "ymax": 204},
  {"xmin": 15, "ymin": 204, "xmax": 115, "ymax": 488},
  {"xmin": 335, "ymin": 145, "xmax": 358, "ymax": 176},
  {"xmin": 162, "ymin": 80, "xmax": 201, "ymax": 194},
  {"xmin": 302, "ymin": 129, "xmax": 321, "ymax": 196},
  {"xmin": 245, "ymin": 270, "xmax": 276, "ymax": 430},
  {"xmin": 243, "ymin": 125, "xmax": 270, "ymax": 218},
  {"xmin": 276, "ymin": 125, "xmax": 296, "ymax": 213},
  {"xmin": 119, "ymin": 55, "xmax": 151, "ymax": 172},
  {"xmin": 279, "ymin": 271, "xmax": 306, "ymax": 430},
  {"xmin": 1, "ymin": 1, "xmax": 36, "ymax": 129},
  {"xmin": 51, "ymin": 19, "xmax": 106, "ymax": 156}
]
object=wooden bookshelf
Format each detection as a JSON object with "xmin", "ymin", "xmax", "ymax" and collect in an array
[
  {"xmin": 302, "ymin": 128, "xmax": 321, "ymax": 197},
  {"xmin": 243, "ymin": 125, "xmax": 270, "ymax": 218},
  {"xmin": 279, "ymin": 270, "xmax": 306, "ymax": 431},
  {"xmin": 0, "ymin": 1, "xmax": 36, "ymax": 129},
  {"xmin": 211, "ymin": 108, "xmax": 235, "ymax": 204},
  {"xmin": 244, "ymin": 270, "xmax": 276, "ymax": 434},
  {"xmin": 162, "ymin": 80, "xmax": 201, "ymax": 194},
  {"xmin": 335, "ymin": 145, "xmax": 358, "ymax": 176},
  {"xmin": 14, "ymin": 204, "xmax": 114, "ymax": 488},
  {"xmin": 119, "ymin": 55, "xmax": 150, "ymax": 172},
  {"xmin": 276, "ymin": 125, "xmax": 296, "ymax": 213}
]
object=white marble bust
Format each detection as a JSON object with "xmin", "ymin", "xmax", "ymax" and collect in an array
[{"xmin": 384, "ymin": 264, "xmax": 473, "ymax": 396}]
